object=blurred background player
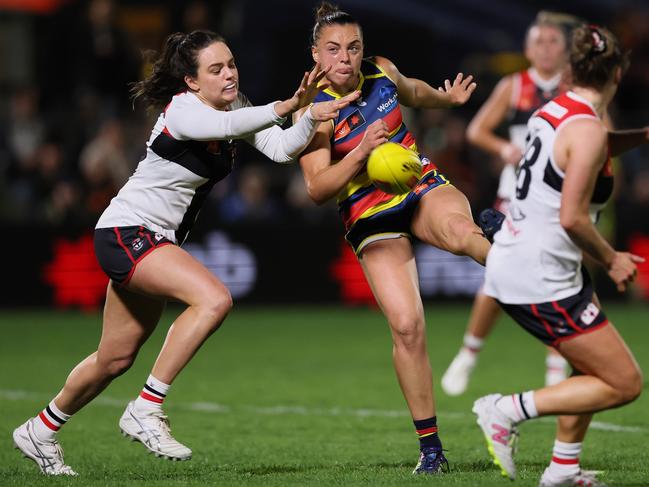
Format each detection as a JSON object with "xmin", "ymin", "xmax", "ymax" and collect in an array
[
  {"xmin": 442, "ymin": 12, "xmax": 577, "ymax": 396},
  {"xmin": 298, "ymin": 2, "xmax": 488, "ymax": 474},
  {"xmin": 11, "ymin": 29, "xmax": 357, "ymax": 476},
  {"xmin": 473, "ymin": 24, "xmax": 647, "ymax": 485}
]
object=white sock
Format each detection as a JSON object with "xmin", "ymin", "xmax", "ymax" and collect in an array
[
  {"xmin": 133, "ymin": 374, "xmax": 170, "ymax": 413},
  {"xmin": 33, "ymin": 400, "xmax": 72, "ymax": 441},
  {"xmin": 547, "ymin": 440, "xmax": 581, "ymax": 478},
  {"xmin": 546, "ymin": 353, "xmax": 568, "ymax": 374},
  {"xmin": 495, "ymin": 391, "xmax": 539, "ymax": 424},
  {"xmin": 462, "ymin": 333, "xmax": 484, "ymax": 353}
]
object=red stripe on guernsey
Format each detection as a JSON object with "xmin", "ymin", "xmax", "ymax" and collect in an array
[
  {"xmin": 332, "ymin": 130, "xmax": 365, "ymax": 161},
  {"xmin": 551, "ymin": 301, "xmax": 584, "ymax": 332},
  {"xmin": 332, "ymin": 106, "xmax": 404, "ymax": 161},
  {"xmin": 114, "ymin": 227, "xmax": 135, "ymax": 264},
  {"xmin": 162, "ymin": 126, "xmax": 174, "ymax": 138},
  {"xmin": 537, "ymin": 93, "xmax": 596, "ymax": 129},
  {"xmin": 551, "ymin": 456, "xmax": 579, "ymax": 465},
  {"xmin": 530, "ymin": 304, "xmax": 557, "ymax": 338},
  {"xmin": 400, "ymin": 131, "xmax": 416, "ymax": 149},
  {"xmin": 140, "ymin": 391, "xmax": 164, "ymax": 404},
  {"xmin": 38, "ymin": 411, "xmax": 60, "ymax": 431},
  {"xmin": 416, "ymin": 426, "xmax": 438, "ymax": 436},
  {"xmin": 344, "ymin": 189, "xmax": 395, "ymax": 228}
]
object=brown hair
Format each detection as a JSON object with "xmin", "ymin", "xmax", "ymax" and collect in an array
[
  {"xmin": 131, "ymin": 30, "xmax": 226, "ymax": 109},
  {"xmin": 311, "ymin": 2, "xmax": 362, "ymax": 46},
  {"xmin": 570, "ymin": 24, "xmax": 629, "ymax": 90}
]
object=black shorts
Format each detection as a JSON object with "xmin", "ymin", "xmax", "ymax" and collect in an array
[
  {"xmin": 345, "ymin": 167, "xmax": 449, "ymax": 254},
  {"xmin": 497, "ymin": 270, "xmax": 609, "ymax": 347},
  {"xmin": 94, "ymin": 226, "xmax": 174, "ymax": 285}
]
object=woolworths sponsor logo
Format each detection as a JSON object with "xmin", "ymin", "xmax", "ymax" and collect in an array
[{"xmin": 377, "ymin": 93, "xmax": 397, "ymax": 112}]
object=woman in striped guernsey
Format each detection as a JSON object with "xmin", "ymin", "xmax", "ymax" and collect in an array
[
  {"xmin": 298, "ymin": 2, "xmax": 490, "ymax": 474},
  {"xmin": 12, "ymin": 29, "xmax": 357, "ymax": 476}
]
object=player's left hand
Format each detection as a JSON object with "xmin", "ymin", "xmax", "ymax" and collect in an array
[
  {"xmin": 438, "ymin": 73, "xmax": 477, "ymax": 106},
  {"xmin": 292, "ymin": 63, "xmax": 332, "ymax": 111}
]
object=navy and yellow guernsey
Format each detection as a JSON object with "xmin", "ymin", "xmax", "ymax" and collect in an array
[{"xmin": 313, "ymin": 58, "xmax": 449, "ymax": 253}]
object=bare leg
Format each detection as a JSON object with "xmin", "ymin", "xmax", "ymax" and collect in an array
[
  {"xmin": 467, "ymin": 292, "xmax": 502, "ymax": 338},
  {"xmin": 411, "ymin": 184, "xmax": 490, "ymax": 265},
  {"xmin": 126, "ymin": 245, "xmax": 233, "ymax": 383},
  {"xmin": 54, "ymin": 282, "xmax": 165, "ymax": 414},
  {"xmin": 533, "ymin": 324, "xmax": 642, "ymax": 415},
  {"xmin": 359, "ymin": 238, "xmax": 434, "ymax": 420}
]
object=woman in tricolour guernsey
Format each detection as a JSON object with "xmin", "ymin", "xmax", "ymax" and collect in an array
[{"xmin": 298, "ymin": 2, "xmax": 490, "ymax": 474}]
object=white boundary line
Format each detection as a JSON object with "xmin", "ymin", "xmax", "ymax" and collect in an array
[{"xmin": 1, "ymin": 389, "xmax": 645, "ymax": 433}]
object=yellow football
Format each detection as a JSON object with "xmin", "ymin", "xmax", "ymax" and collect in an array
[{"xmin": 366, "ymin": 142, "xmax": 423, "ymax": 194}]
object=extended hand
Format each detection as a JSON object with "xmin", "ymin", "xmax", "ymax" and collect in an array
[
  {"xmin": 438, "ymin": 73, "xmax": 477, "ymax": 106},
  {"xmin": 310, "ymin": 90, "xmax": 361, "ymax": 122}
]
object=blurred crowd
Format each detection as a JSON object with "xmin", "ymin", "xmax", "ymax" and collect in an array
[{"xmin": 0, "ymin": 0, "xmax": 647, "ymax": 249}]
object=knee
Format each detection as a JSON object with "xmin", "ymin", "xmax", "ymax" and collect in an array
[
  {"xmin": 100, "ymin": 354, "xmax": 137, "ymax": 378},
  {"xmin": 616, "ymin": 368, "xmax": 643, "ymax": 405},
  {"xmin": 442, "ymin": 214, "xmax": 480, "ymax": 255},
  {"xmin": 196, "ymin": 289, "xmax": 233, "ymax": 332},
  {"xmin": 390, "ymin": 314, "xmax": 426, "ymax": 351}
]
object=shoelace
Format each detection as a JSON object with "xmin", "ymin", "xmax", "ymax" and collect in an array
[{"xmin": 508, "ymin": 426, "xmax": 520, "ymax": 455}]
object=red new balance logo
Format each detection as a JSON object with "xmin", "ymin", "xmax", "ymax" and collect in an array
[{"xmin": 491, "ymin": 423, "xmax": 509, "ymax": 445}]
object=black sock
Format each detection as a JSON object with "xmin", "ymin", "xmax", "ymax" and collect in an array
[{"xmin": 413, "ymin": 416, "xmax": 442, "ymax": 450}]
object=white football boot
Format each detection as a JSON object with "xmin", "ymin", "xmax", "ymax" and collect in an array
[
  {"xmin": 441, "ymin": 348, "xmax": 477, "ymax": 396},
  {"xmin": 540, "ymin": 468, "xmax": 606, "ymax": 486},
  {"xmin": 119, "ymin": 401, "xmax": 192, "ymax": 460},
  {"xmin": 472, "ymin": 394, "xmax": 519, "ymax": 480},
  {"xmin": 13, "ymin": 418, "xmax": 78, "ymax": 476}
]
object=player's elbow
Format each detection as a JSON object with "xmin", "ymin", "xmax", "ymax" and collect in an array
[
  {"xmin": 560, "ymin": 211, "xmax": 585, "ymax": 233},
  {"xmin": 466, "ymin": 121, "xmax": 481, "ymax": 145},
  {"xmin": 306, "ymin": 182, "xmax": 329, "ymax": 206}
]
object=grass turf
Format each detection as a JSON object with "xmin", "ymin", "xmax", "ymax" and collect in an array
[{"xmin": 0, "ymin": 303, "xmax": 648, "ymax": 486}]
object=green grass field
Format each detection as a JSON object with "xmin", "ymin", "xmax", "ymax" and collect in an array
[{"xmin": 1, "ymin": 304, "xmax": 648, "ymax": 486}]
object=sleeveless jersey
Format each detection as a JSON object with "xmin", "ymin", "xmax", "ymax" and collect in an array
[
  {"xmin": 484, "ymin": 91, "xmax": 613, "ymax": 304},
  {"xmin": 312, "ymin": 58, "xmax": 436, "ymax": 229},
  {"xmin": 497, "ymin": 68, "xmax": 562, "ymax": 201}
]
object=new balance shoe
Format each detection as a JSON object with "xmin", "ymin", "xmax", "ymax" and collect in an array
[
  {"xmin": 478, "ymin": 208, "xmax": 506, "ymax": 243},
  {"xmin": 472, "ymin": 394, "xmax": 519, "ymax": 479},
  {"xmin": 119, "ymin": 401, "xmax": 192, "ymax": 460},
  {"xmin": 412, "ymin": 446, "xmax": 450, "ymax": 474},
  {"xmin": 441, "ymin": 348, "xmax": 477, "ymax": 396},
  {"xmin": 13, "ymin": 418, "xmax": 78, "ymax": 476},
  {"xmin": 540, "ymin": 468, "xmax": 606, "ymax": 486}
]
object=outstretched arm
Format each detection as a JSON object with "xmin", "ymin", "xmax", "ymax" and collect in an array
[
  {"xmin": 247, "ymin": 91, "xmax": 360, "ymax": 163},
  {"xmin": 374, "ymin": 56, "xmax": 476, "ymax": 109}
]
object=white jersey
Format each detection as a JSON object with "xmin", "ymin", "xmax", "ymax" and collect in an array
[
  {"xmin": 484, "ymin": 91, "xmax": 613, "ymax": 304},
  {"xmin": 96, "ymin": 91, "xmax": 318, "ymax": 244},
  {"xmin": 497, "ymin": 68, "xmax": 562, "ymax": 201}
]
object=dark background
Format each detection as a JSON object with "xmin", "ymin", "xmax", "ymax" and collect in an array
[{"xmin": 1, "ymin": 0, "xmax": 648, "ymax": 308}]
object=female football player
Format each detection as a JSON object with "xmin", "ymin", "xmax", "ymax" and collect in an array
[
  {"xmin": 12, "ymin": 29, "xmax": 358, "ymax": 476},
  {"xmin": 473, "ymin": 24, "xmax": 647, "ymax": 486},
  {"xmin": 298, "ymin": 2, "xmax": 489, "ymax": 474},
  {"xmin": 442, "ymin": 14, "xmax": 571, "ymax": 397}
]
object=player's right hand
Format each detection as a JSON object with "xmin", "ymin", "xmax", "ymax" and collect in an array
[
  {"xmin": 355, "ymin": 120, "xmax": 389, "ymax": 159},
  {"xmin": 310, "ymin": 91, "xmax": 361, "ymax": 122},
  {"xmin": 608, "ymin": 251, "xmax": 644, "ymax": 292}
]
